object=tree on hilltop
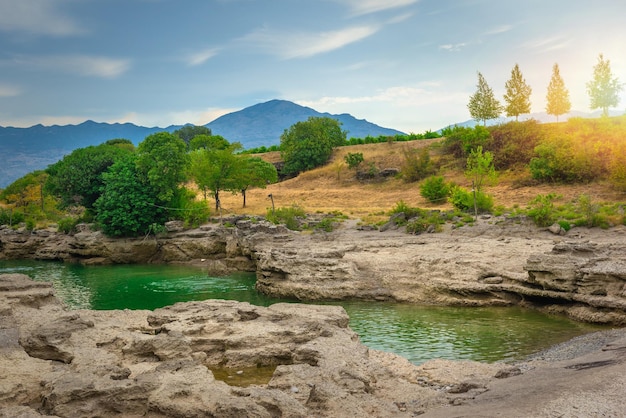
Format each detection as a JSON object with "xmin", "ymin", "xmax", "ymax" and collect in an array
[
  {"xmin": 545, "ymin": 63, "xmax": 571, "ymax": 122},
  {"xmin": 468, "ymin": 72, "xmax": 503, "ymax": 126},
  {"xmin": 586, "ymin": 53, "xmax": 623, "ymax": 117},
  {"xmin": 503, "ymin": 64, "xmax": 532, "ymax": 121}
]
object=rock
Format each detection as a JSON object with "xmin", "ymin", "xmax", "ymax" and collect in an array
[{"xmin": 548, "ymin": 223, "xmax": 564, "ymax": 235}]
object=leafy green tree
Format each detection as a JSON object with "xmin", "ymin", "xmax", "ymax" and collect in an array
[
  {"xmin": 235, "ymin": 157, "xmax": 278, "ymax": 207},
  {"xmin": 465, "ymin": 146, "xmax": 497, "ymax": 192},
  {"xmin": 503, "ymin": 64, "xmax": 532, "ymax": 121},
  {"xmin": 545, "ymin": 63, "xmax": 571, "ymax": 122},
  {"xmin": 586, "ymin": 53, "xmax": 623, "ymax": 117},
  {"xmin": 280, "ymin": 117, "xmax": 346, "ymax": 175},
  {"xmin": 189, "ymin": 144, "xmax": 242, "ymax": 210},
  {"xmin": 173, "ymin": 125, "xmax": 212, "ymax": 145},
  {"xmin": 94, "ymin": 155, "xmax": 166, "ymax": 237},
  {"xmin": 45, "ymin": 142, "xmax": 133, "ymax": 209},
  {"xmin": 136, "ymin": 132, "xmax": 189, "ymax": 203},
  {"xmin": 468, "ymin": 72, "xmax": 503, "ymax": 126},
  {"xmin": 189, "ymin": 134, "xmax": 230, "ymax": 151}
]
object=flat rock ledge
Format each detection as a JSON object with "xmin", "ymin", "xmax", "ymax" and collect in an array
[{"xmin": 3, "ymin": 274, "xmax": 626, "ymax": 417}]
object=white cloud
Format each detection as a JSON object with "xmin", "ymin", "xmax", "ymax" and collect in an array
[
  {"xmin": 439, "ymin": 43, "xmax": 467, "ymax": 52},
  {"xmin": 484, "ymin": 24, "xmax": 513, "ymax": 36},
  {"xmin": 522, "ymin": 35, "xmax": 570, "ymax": 54},
  {"xmin": 0, "ymin": 0, "xmax": 83, "ymax": 36},
  {"xmin": 13, "ymin": 55, "xmax": 131, "ymax": 78},
  {"xmin": 0, "ymin": 84, "xmax": 20, "ymax": 97},
  {"xmin": 243, "ymin": 25, "xmax": 380, "ymax": 59},
  {"xmin": 337, "ymin": 0, "xmax": 419, "ymax": 16},
  {"xmin": 186, "ymin": 48, "xmax": 220, "ymax": 66}
]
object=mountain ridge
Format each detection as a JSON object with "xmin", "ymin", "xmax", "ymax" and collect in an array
[{"xmin": 0, "ymin": 99, "xmax": 405, "ymax": 188}]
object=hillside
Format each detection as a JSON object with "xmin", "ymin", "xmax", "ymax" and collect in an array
[
  {"xmin": 217, "ymin": 138, "xmax": 624, "ymax": 220},
  {"xmin": 0, "ymin": 100, "xmax": 404, "ymax": 188}
]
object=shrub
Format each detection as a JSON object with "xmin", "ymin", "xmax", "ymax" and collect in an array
[
  {"xmin": 448, "ymin": 186, "xmax": 494, "ymax": 213},
  {"xmin": 344, "ymin": 152, "xmax": 364, "ymax": 169},
  {"xmin": 390, "ymin": 200, "xmax": 423, "ymax": 218},
  {"xmin": 57, "ymin": 217, "xmax": 80, "ymax": 234},
  {"xmin": 401, "ymin": 147, "xmax": 435, "ymax": 182},
  {"xmin": 487, "ymin": 120, "xmax": 542, "ymax": 169},
  {"xmin": 527, "ymin": 193, "xmax": 558, "ymax": 227},
  {"xmin": 0, "ymin": 208, "xmax": 25, "ymax": 226},
  {"xmin": 266, "ymin": 205, "xmax": 306, "ymax": 230},
  {"xmin": 420, "ymin": 176, "xmax": 450, "ymax": 203},
  {"xmin": 442, "ymin": 125, "xmax": 491, "ymax": 158}
]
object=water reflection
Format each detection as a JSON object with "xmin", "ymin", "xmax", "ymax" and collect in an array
[{"xmin": 0, "ymin": 260, "xmax": 605, "ymax": 364}]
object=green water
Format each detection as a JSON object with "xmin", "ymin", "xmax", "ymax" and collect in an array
[{"xmin": 0, "ymin": 260, "xmax": 605, "ymax": 364}]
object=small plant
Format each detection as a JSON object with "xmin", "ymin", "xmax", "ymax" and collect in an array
[
  {"xmin": 266, "ymin": 205, "xmax": 306, "ymax": 230},
  {"xmin": 57, "ymin": 217, "xmax": 80, "ymax": 234},
  {"xmin": 344, "ymin": 152, "xmax": 364, "ymax": 170},
  {"xmin": 401, "ymin": 147, "xmax": 435, "ymax": 182},
  {"xmin": 448, "ymin": 186, "xmax": 493, "ymax": 213},
  {"xmin": 420, "ymin": 176, "xmax": 450, "ymax": 203},
  {"xmin": 390, "ymin": 200, "xmax": 424, "ymax": 218},
  {"xmin": 527, "ymin": 193, "xmax": 559, "ymax": 227}
]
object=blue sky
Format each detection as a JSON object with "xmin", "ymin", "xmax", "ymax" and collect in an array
[{"xmin": 0, "ymin": 0, "xmax": 625, "ymax": 134}]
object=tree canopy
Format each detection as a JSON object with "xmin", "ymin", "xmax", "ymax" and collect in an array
[
  {"xmin": 503, "ymin": 64, "xmax": 532, "ymax": 121},
  {"xmin": 546, "ymin": 63, "xmax": 571, "ymax": 122},
  {"xmin": 468, "ymin": 72, "xmax": 503, "ymax": 126},
  {"xmin": 173, "ymin": 125, "xmax": 212, "ymax": 145},
  {"xmin": 235, "ymin": 157, "xmax": 278, "ymax": 207},
  {"xmin": 586, "ymin": 53, "xmax": 623, "ymax": 117},
  {"xmin": 136, "ymin": 132, "xmax": 189, "ymax": 203},
  {"xmin": 280, "ymin": 117, "xmax": 346, "ymax": 175}
]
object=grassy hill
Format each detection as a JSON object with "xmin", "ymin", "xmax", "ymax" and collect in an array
[{"xmin": 218, "ymin": 137, "xmax": 624, "ymax": 223}]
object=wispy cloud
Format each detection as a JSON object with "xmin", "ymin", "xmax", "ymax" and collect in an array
[
  {"xmin": 0, "ymin": 0, "xmax": 84, "ymax": 36},
  {"xmin": 186, "ymin": 48, "xmax": 220, "ymax": 66},
  {"xmin": 483, "ymin": 24, "xmax": 513, "ymax": 36},
  {"xmin": 337, "ymin": 0, "xmax": 419, "ymax": 16},
  {"xmin": 439, "ymin": 42, "xmax": 467, "ymax": 52},
  {"xmin": 12, "ymin": 55, "xmax": 131, "ymax": 78},
  {"xmin": 243, "ymin": 25, "xmax": 380, "ymax": 59},
  {"xmin": 522, "ymin": 35, "xmax": 570, "ymax": 53},
  {"xmin": 0, "ymin": 84, "xmax": 20, "ymax": 97}
]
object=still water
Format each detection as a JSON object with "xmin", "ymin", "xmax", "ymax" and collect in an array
[{"xmin": 0, "ymin": 260, "xmax": 604, "ymax": 364}]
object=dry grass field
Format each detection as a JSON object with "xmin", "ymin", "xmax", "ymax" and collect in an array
[{"xmin": 217, "ymin": 139, "xmax": 625, "ymax": 221}]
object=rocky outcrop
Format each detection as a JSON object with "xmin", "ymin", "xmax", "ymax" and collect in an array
[
  {"xmin": 2, "ymin": 273, "xmax": 488, "ymax": 417},
  {"xmin": 2, "ymin": 217, "xmax": 626, "ymax": 324}
]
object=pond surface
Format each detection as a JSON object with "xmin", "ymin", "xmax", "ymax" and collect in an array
[{"xmin": 0, "ymin": 260, "xmax": 605, "ymax": 364}]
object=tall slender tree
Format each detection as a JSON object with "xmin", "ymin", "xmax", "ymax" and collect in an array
[
  {"xmin": 468, "ymin": 72, "xmax": 502, "ymax": 126},
  {"xmin": 545, "ymin": 63, "xmax": 571, "ymax": 122},
  {"xmin": 586, "ymin": 53, "xmax": 623, "ymax": 117},
  {"xmin": 503, "ymin": 64, "xmax": 532, "ymax": 121}
]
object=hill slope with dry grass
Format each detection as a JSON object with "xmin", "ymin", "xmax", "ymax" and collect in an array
[{"xmin": 218, "ymin": 139, "xmax": 625, "ymax": 221}]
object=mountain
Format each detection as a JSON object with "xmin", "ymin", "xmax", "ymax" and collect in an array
[
  {"xmin": 206, "ymin": 99, "xmax": 405, "ymax": 148},
  {"xmin": 0, "ymin": 100, "xmax": 405, "ymax": 188}
]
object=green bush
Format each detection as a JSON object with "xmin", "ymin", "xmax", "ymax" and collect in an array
[
  {"xmin": 420, "ymin": 176, "xmax": 450, "ymax": 203},
  {"xmin": 527, "ymin": 193, "xmax": 558, "ymax": 227},
  {"xmin": 401, "ymin": 147, "xmax": 435, "ymax": 182},
  {"xmin": 448, "ymin": 186, "xmax": 493, "ymax": 213},
  {"xmin": 344, "ymin": 152, "xmax": 364, "ymax": 169},
  {"xmin": 390, "ymin": 200, "xmax": 424, "ymax": 218},
  {"xmin": 0, "ymin": 208, "xmax": 25, "ymax": 226},
  {"xmin": 266, "ymin": 205, "xmax": 306, "ymax": 230},
  {"xmin": 57, "ymin": 217, "xmax": 80, "ymax": 234}
]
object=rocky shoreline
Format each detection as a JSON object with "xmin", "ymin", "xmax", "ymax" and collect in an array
[
  {"xmin": 1, "ymin": 217, "xmax": 626, "ymax": 416},
  {"xmin": 2, "ymin": 215, "xmax": 625, "ymax": 324}
]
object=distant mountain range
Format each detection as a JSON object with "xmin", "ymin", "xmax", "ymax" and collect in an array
[
  {"xmin": 0, "ymin": 99, "xmax": 405, "ymax": 188},
  {"xmin": 446, "ymin": 109, "xmax": 625, "ymax": 129}
]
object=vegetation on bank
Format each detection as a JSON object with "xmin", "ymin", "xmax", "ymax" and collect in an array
[{"xmin": 1, "ymin": 114, "xmax": 626, "ymax": 236}]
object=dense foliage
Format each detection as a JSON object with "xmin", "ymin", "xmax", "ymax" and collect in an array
[{"xmin": 280, "ymin": 117, "xmax": 347, "ymax": 175}]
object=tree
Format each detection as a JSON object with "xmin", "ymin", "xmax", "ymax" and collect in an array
[
  {"xmin": 468, "ymin": 72, "xmax": 503, "ymax": 126},
  {"xmin": 586, "ymin": 54, "xmax": 623, "ymax": 117},
  {"xmin": 545, "ymin": 63, "xmax": 571, "ymax": 122},
  {"xmin": 503, "ymin": 64, "xmax": 532, "ymax": 121},
  {"xmin": 189, "ymin": 144, "xmax": 242, "ymax": 211},
  {"xmin": 344, "ymin": 152, "xmax": 364, "ymax": 170},
  {"xmin": 465, "ymin": 146, "xmax": 497, "ymax": 192},
  {"xmin": 235, "ymin": 157, "xmax": 278, "ymax": 207},
  {"xmin": 135, "ymin": 132, "xmax": 189, "ymax": 203},
  {"xmin": 173, "ymin": 125, "xmax": 212, "ymax": 145},
  {"xmin": 45, "ymin": 142, "xmax": 133, "ymax": 209},
  {"xmin": 94, "ymin": 155, "xmax": 167, "ymax": 237},
  {"xmin": 280, "ymin": 117, "xmax": 346, "ymax": 176},
  {"xmin": 189, "ymin": 134, "xmax": 230, "ymax": 151}
]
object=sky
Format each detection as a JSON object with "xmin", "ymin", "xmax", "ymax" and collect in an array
[{"xmin": 1, "ymin": 0, "xmax": 625, "ymax": 134}]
